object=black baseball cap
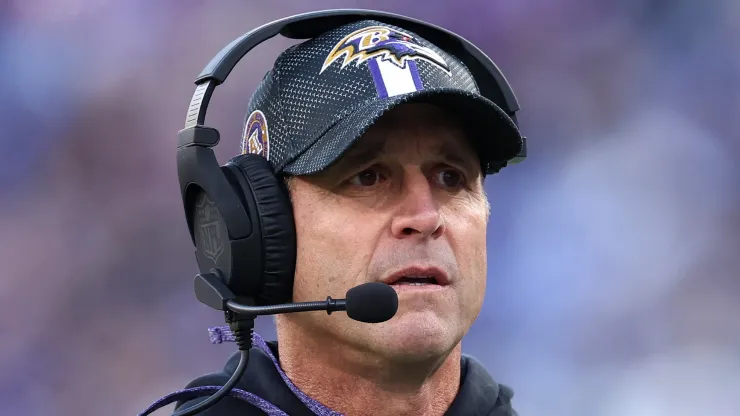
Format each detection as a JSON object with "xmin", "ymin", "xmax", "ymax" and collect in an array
[{"xmin": 240, "ymin": 19, "xmax": 523, "ymax": 176}]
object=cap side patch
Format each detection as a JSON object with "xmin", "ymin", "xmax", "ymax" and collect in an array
[{"xmin": 241, "ymin": 110, "xmax": 270, "ymax": 159}]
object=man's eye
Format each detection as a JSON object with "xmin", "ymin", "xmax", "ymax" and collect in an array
[
  {"xmin": 436, "ymin": 169, "xmax": 465, "ymax": 189},
  {"xmin": 349, "ymin": 168, "xmax": 386, "ymax": 187}
]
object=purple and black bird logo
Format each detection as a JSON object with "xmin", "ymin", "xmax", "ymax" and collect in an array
[{"xmin": 321, "ymin": 26, "xmax": 451, "ymax": 75}]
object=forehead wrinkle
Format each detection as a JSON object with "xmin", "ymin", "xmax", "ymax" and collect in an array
[
  {"xmin": 315, "ymin": 134, "xmax": 385, "ymax": 181},
  {"xmin": 323, "ymin": 104, "xmax": 479, "ymax": 176},
  {"xmin": 377, "ymin": 116, "xmax": 479, "ymax": 171},
  {"xmin": 374, "ymin": 129, "xmax": 472, "ymax": 166}
]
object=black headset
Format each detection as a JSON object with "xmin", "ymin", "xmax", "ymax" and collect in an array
[{"xmin": 177, "ymin": 8, "xmax": 527, "ymax": 311}]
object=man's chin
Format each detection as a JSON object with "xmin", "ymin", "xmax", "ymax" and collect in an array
[{"xmin": 371, "ymin": 314, "xmax": 460, "ymax": 361}]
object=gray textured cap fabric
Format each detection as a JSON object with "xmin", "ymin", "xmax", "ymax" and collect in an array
[{"xmin": 239, "ymin": 19, "xmax": 523, "ymax": 176}]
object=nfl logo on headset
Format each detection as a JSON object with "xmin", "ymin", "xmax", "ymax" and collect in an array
[{"xmin": 195, "ymin": 193, "xmax": 223, "ymax": 263}]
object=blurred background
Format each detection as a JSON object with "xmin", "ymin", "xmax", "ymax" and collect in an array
[{"xmin": 1, "ymin": 0, "xmax": 738, "ymax": 415}]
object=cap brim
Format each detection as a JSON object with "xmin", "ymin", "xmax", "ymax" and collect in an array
[{"xmin": 280, "ymin": 88, "xmax": 523, "ymax": 176}]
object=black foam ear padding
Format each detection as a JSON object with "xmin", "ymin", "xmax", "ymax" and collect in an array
[{"xmin": 229, "ymin": 153, "xmax": 296, "ymax": 305}]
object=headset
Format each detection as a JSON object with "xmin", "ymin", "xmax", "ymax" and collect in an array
[
  {"xmin": 157, "ymin": 8, "xmax": 526, "ymax": 415},
  {"xmin": 179, "ymin": 8, "xmax": 526, "ymax": 308}
]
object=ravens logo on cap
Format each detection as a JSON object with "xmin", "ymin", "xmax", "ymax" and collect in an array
[{"xmin": 320, "ymin": 25, "xmax": 451, "ymax": 75}]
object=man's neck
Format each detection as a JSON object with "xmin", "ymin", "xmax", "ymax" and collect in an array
[{"xmin": 275, "ymin": 320, "xmax": 462, "ymax": 416}]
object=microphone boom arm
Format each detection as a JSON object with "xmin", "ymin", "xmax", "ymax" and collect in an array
[
  {"xmin": 226, "ymin": 297, "xmax": 346, "ymax": 316},
  {"xmin": 194, "ymin": 271, "xmax": 347, "ymax": 316}
]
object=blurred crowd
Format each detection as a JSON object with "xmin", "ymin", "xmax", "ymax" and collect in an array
[{"xmin": 1, "ymin": 1, "xmax": 738, "ymax": 415}]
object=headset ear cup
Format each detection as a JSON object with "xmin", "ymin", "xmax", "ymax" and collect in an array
[{"xmin": 229, "ymin": 153, "xmax": 296, "ymax": 305}]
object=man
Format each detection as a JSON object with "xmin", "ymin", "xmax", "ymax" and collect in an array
[{"xmin": 176, "ymin": 17, "xmax": 523, "ymax": 416}]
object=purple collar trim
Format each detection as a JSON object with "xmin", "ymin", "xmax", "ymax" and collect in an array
[{"xmin": 209, "ymin": 326, "xmax": 345, "ymax": 416}]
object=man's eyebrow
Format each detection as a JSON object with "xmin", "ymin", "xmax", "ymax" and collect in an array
[
  {"xmin": 331, "ymin": 137, "xmax": 480, "ymax": 173},
  {"xmin": 336, "ymin": 145, "xmax": 386, "ymax": 171},
  {"xmin": 434, "ymin": 141, "xmax": 479, "ymax": 170}
]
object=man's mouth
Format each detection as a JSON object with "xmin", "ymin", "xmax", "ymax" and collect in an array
[
  {"xmin": 382, "ymin": 267, "xmax": 450, "ymax": 287},
  {"xmin": 390, "ymin": 276, "xmax": 439, "ymax": 286}
]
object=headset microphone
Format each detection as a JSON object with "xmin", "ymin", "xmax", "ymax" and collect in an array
[
  {"xmin": 194, "ymin": 272, "xmax": 398, "ymax": 323},
  {"xmin": 226, "ymin": 281, "xmax": 398, "ymax": 324}
]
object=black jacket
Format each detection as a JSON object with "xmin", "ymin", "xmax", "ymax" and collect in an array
[{"xmin": 173, "ymin": 335, "xmax": 517, "ymax": 416}]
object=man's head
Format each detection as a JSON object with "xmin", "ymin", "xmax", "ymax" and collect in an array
[
  {"xmin": 284, "ymin": 101, "xmax": 491, "ymax": 361},
  {"xmin": 239, "ymin": 19, "xmax": 522, "ymax": 361}
]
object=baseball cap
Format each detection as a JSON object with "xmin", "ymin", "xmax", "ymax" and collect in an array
[{"xmin": 240, "ymin": 19, "xmax": 523, "ymax": 176}]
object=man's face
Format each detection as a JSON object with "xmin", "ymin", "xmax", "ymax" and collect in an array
[{"xmin": 286, "ymin": 103, "xmax": 490, "ymax": 361}]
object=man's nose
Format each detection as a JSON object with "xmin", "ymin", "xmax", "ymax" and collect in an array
[{"xmin": 390, "ymin": 173, "xmax": 445, "ymax": 240}]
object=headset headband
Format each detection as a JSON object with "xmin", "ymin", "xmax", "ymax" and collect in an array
[{"xmin": 182, "ymin": 9, "xmax": 522, "ymax": 129}]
